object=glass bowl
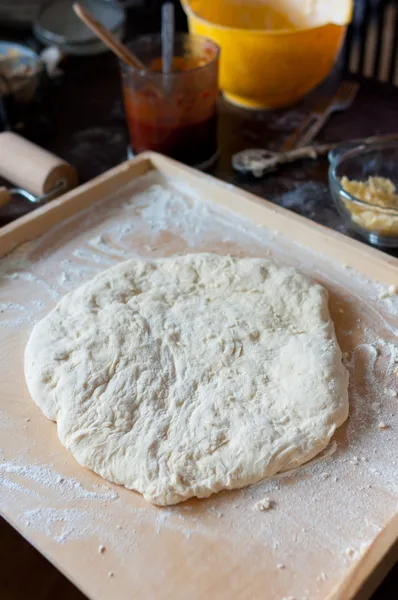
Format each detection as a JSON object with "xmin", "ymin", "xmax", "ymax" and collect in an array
[{"xmin": 329, "ymin": 141, "xmax": 398, "ymax": 247}]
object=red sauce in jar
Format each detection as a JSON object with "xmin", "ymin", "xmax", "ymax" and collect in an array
[{"xmin": 122, "ymin": 55, "xmax": 218, "ymax": 165}]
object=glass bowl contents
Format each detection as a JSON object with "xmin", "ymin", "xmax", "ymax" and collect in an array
[
  {"xmin": 121, "ymin": 34, "xmax": 219, "ymax": 167},
  {"xmin": 329, "ymin": 142, "xmax": 398, "ymax": 247}
]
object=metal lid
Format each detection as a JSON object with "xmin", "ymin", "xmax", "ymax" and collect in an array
[{"xmin": 34, "ymin": 0, "xmax": 125, "ymax": 56}]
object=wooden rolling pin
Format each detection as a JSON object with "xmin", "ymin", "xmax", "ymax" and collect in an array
[{"xmin": 0, "ymin": 132, "xmax": 78, "ymax": 205}]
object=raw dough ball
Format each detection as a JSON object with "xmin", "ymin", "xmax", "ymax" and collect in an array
[{"xmin": 25, "ymin": 254, "xmax": 349, "ymax": 505}]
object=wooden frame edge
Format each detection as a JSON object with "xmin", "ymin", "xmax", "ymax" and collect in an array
[
  {"xmin": 326, "ymin": 513, "xmax": 398, "ymax": 600},
  {"xmin": 2, "ymin": 150, "xmax": 398, "ymax": 286},
  {"xmin": 149, "ymin": 153, "xmax": 398, "ymax": 285},
  {"xmin": 0, "ymin": 156, "xmax": 152, "ymax": 257},
  {"xmin": 1, "ymin": 151, "xmax": 397, "ymax": 598}
]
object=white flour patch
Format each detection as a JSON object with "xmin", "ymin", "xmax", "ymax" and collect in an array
[
  {"xmin": 0, "ymin": 462, "xmax": 119, "ymax": 502},
  {"xmin": 24, "ymin": 507, "xmax": 90, "ymax": 543},
  {"xmin": 0, "ymin": 472, "xmax": 43, "ymax": 499}
]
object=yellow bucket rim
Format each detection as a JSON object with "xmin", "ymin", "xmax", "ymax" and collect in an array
[{"xmin": 181, "ymin": 0, "xmax": 353, "ymax": 35}]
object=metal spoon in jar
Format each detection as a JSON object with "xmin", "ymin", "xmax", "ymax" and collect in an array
[{"xmin": 161, "ymin": 2, "xmax": 175, "ymax": 94}]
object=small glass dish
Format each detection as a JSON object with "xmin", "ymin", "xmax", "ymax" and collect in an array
[{"xmin": 329, "ymin": 141, "xmax": 398, "ymax": 247}]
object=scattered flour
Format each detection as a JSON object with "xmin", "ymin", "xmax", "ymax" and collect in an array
[
  {"xmin": 254, "ymin": 498, "xmax": 274, "ymax": 512},
  {"xmin": 386, "ymin": 388, "xmax": 397, "ymax": 397},
  {"xmin": 0, "ymin": 462, "xmax": 118, "ymax": 502},
  {"xmin": 378, "ymin": 284, "xmax": 398, "ymax": 299}
]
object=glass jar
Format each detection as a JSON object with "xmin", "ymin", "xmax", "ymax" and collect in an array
[{"xmin": 121, "ymin": 33, "xmax": 220, "ymax": 167}]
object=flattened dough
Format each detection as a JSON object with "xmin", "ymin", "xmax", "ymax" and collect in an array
[{"xmin": 25, "ymin": 254, "xmax": 349, "ymax": 505}]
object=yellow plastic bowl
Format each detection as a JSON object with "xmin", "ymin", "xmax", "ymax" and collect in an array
[{"xmin": 181, "ymin": 0, "xmax": 352, "ymax": 109}]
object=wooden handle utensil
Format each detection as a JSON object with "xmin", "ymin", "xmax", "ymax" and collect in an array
[{"xmin": 73, "ymin": 3, "xmax": 146, "ymax": 71}]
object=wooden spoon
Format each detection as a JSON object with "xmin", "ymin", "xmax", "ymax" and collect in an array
[{"xmin": 73, "ymin": 3, "xmax": 146, "ymax": 71}]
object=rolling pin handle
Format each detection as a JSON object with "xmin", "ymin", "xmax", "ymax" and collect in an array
[{"xmin": 0, "ymin": 132, "xmax": 78, "ymax": 197}]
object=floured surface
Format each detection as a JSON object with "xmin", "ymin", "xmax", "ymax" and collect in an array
[{"xmin": 1, "ymin": 170, "xmax": 398, "ymax": 600}]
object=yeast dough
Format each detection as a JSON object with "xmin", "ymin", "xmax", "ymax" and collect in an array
[{"xmin": 24, "ymin": 254, "xmax": 349, "ymax": 505}]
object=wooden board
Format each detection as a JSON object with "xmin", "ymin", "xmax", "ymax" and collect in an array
[{"xmin": 1, "ymin": 152, "xmax": 398, "ymax": 600}]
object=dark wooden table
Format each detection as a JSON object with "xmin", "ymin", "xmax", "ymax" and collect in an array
[{"xmin": 1, "ymin": 20, "xmax": 398, "ymax": 600}]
